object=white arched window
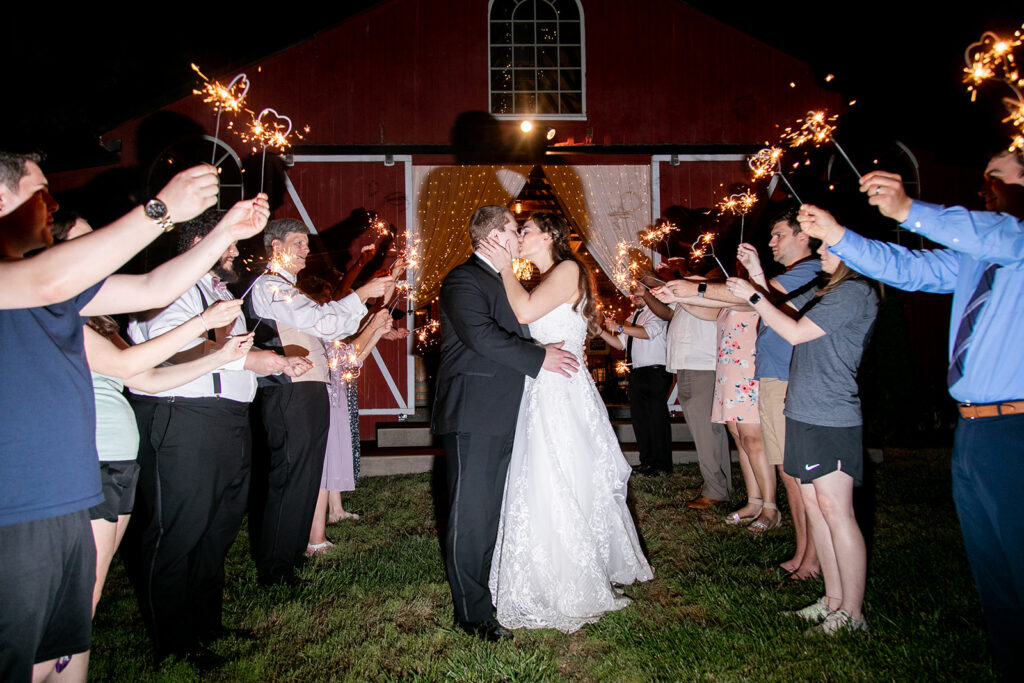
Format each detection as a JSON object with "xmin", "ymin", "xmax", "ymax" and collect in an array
[{"xmin": 489, "ymin": 0, "xmax": 586, "ymax": 120}]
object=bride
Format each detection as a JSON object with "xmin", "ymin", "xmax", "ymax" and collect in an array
[{"xmin": 477, "ymin": 212, "xmax": 653, "ymax": 633}]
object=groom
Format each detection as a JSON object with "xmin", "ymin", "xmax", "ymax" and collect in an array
[{"xmin": 432, "ymin": 205, "xmax": 578, "ymax": 641}]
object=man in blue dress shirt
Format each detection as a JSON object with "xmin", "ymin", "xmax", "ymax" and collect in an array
[{"xmin": 796, "ymin": 150, "xmax": 1024, "ymax": 675}]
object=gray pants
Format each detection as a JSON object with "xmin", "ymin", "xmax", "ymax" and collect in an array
[{"xmin": 676, "ymin": 369, "xmax": 731, "ymax": 500}]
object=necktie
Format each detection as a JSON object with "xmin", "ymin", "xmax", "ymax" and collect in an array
[
  {"xmin": 626, "ymin": 309, "xmax": 641, "ymax": 364},
  {"xmin": 947, "ymin": 262, "xmax": 1000, "ymax": 389}
]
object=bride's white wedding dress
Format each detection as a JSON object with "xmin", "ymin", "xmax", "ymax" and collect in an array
[{"xmin": 489, "ymin": 302, "xmax": 654, "ymax": 633}]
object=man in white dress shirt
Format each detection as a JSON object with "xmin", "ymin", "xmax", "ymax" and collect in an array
[
  {"xmin": 248, "ymin": 218, "xmax": 393, "ymax": 586},
  {"xmin": 126, "ymin": 209, "xmax": 310, "ymax": 666}
]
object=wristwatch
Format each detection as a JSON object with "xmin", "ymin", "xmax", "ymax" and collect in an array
[
  {"xmin": 697, "ymin": 282, "xmax": 708, "ymax": 298},
  {"xmin": 616, "ymin": 325, "xmax": 624, "ymax": 335},
  {"xmin": 143, "ymin": 198, "xmax": 174, "ymax": 232},
  {"xmin": 748, "ymin": 292, "xmax": 762, "ymax": 305}
]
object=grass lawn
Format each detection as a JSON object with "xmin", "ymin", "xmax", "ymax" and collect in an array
[{"xmin": 89, "ymin": 448, "xmax": 996, "ymax": 681}]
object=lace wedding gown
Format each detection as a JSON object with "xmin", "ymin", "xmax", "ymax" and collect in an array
[{"xmin": 489, "ymin": 303, "xmax": 654, "ymax": 633}]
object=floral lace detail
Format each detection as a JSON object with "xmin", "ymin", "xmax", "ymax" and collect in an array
[{"xmin": 490, "ymin": 304, "xmax": 653, "ymax": 633}]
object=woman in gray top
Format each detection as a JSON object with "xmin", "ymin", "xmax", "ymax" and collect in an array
[{"xmin": 727, "ymin": 238, "xmax": 877, "ymax": 637}]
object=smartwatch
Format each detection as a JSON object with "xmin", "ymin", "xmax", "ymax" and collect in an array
[
  {"xmin": 748, "ymin": 292, "xmax": 762, "ymax": 305},
  {"xmin": 697, "ymin": 282, "xmax": 708, "ymax": 298}
]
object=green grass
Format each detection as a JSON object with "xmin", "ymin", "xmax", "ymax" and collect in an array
[{"xmin": 89, "ymin": 449, "xmax": 996, "ymax": 681}]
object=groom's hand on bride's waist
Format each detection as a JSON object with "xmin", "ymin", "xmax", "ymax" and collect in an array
[{"xmin": 541, "ymin": 341, "xmax": 579, "ymax": 377}]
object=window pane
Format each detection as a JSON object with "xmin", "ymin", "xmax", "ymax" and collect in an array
[
  {"xmin": 560, "ymin": 92, "xmax": 582, "ymax": 114},
  {"xmin": 559, "ymin": 46, "xmax": 581, "ymax": 68},
  {"xmin": 515, "ymin": 69, "xmax": 537, "ymax": 91},
  {"xmin": 514, "ymin": 46, "xmax": 535, "ymax": 68},
  {"xmin": 492, "ymin": 93, "xmax": 513, "ymax": 114},
  {"xmin": 535, "ymin": 0, "xmax": 557, "ymax": 20},
  {"xmin": 537, "ymin": 68, "xmax": 557, "ymax": 90},
  {"xmin": 513, "ymin": 0, "xmax": 534, "ymax": 20},
  {"xmin": 513, "ymin": 21, "xmax": 534, "ymax": 44},
  {"xmin": 514, "ymin": 92, "xmax": 537, "ymax": 114},
  {"xmin": 490, "ymin": 21, "xmax": 512, "ymax": 45},
  {"xmin": 538, "ymin": 91, "xmax": 559, "ymax": 114},
  {"xmin": 559, "ymin": 67, "xmax": 581, "ymax": 91},
  {"xmin": 537, "ymin": 46, "xmax": 557, "ymax": 68},
  {"xmin": 491, "ymin": 0, "xmax": 515, "ymax": 20},
  {"xmin": 491, "ymin": 47, "xmax": 513, "ymax": 69},
  {"xmin": 559, "ymin": 21, "xmax": 580, "ymax": 44},
  {"xmin": 492, "ymin": 69, "xmax": 513, "ymax": 92},
  {"xmin": 536, "ymin": 22, "xmax": 557, "ymax": 43},
  {"xmin": 554, "ymin": 0, "xmax": 579, "ymax": 20}
]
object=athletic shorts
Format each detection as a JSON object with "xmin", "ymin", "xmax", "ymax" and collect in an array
[
  {"xmin": 0, "ymin": 510, "xmax": 95, "ymax": 678},
  {"xmin": 88, "ymin": 460, "xmax": 140, "ymax": 522},
  {"xmin": 783, "ymin": 417, "xmax": 863, "ymax": 486}
]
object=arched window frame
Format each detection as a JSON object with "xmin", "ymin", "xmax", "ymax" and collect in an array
[{"xmin": 488, "ymin": 0, "xmax": 587, "ymax": 121}]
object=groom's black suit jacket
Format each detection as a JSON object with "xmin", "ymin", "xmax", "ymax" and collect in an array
[{"xmin": 431, "ymin": 254, "xmax": 545, "ymax": 436}]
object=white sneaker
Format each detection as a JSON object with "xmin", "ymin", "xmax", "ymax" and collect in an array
[
  {"xmin": 806, "ymin": 609, "xmax": 868, "ymax": 636},
  {"xmin": 784, "ymin": 596, "xmax": 832, "ymax": 623}
]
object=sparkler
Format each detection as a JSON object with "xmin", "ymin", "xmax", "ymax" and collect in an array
[
  {"xmin": 328, "ymin": 340, "xmax": 363, "ymax": 384},
  {"xmin": 963, "ymin": 26, "xmax": 1024, "ymax": 151},
  {"xmin": 782, "ymin": 110, "xmax": 861, "ymax": 179},
  {"xmin": 615, "ymin": 360, "xmax": 632, "ymax": 376},
  {"xmin": 716, "ymin": 190, "xmax": 758, "ymax": 244},
  {"xmin": 191, "ymin": 64, "xmax": 250, "ymax": 165},
  {"xmin": 413, "ymin": 318, "xmax": 441, "ymax": 345},
  {"xmin": 239, "ymin": 250, "xmax": 295, "ymax": 301},
  {"xmin": 240, "ymin": 108, "xmax": 309, "ymax": 193},
  {"xmin": 639, "ymin": 219, "xmax": 678, "ymax": 257},
  {"xmin": 690, "ymin": 232, "xmax": 728, "ymax": 276},
  {"xmin": 747, "ymin": 147, "xmax": 803, "ymax": 205}
]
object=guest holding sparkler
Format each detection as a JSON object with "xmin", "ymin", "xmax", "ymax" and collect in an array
[
  {"xmin": 726, "ymin": 240, "xmax": 877, "ymax": 636},
  {"xmin": 0, "ymin": 152, "xmax": 249, "ymax": 681},
  {"xmin": 797, "ymin": 152, "xmax": 1024, "ymax": 671},
  {"xmin": 249, "ymin": 219, "xmax": 394, "ymax": 586},
  {"xmin": 598, "ymin": 285, "xmax": 673, "ymax": 476}
]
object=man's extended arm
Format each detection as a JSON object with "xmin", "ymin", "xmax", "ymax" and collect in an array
[
  {"xmin": 251, "ymin": 274, "xmax": 368, "ymax": 340},
  {"xmin": 0, "ymin": 165, "xmax": 219, "ymax": 310}
]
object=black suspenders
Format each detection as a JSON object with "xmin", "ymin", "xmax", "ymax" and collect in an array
[{"xmin": 195, "ymin": 285, "xmax": 222, "ymax": 395}]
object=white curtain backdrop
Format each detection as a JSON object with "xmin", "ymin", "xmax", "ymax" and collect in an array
[
  {"xmin": 409, "ymin": 165, "xmax": 530, "ymax": 306},
  {"xmin": 543, "ymin": 165, "xmax": 652, "ymax": 294}
]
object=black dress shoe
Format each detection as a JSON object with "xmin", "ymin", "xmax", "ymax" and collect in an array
[
  {"xmin": 631, "ymin": 464, "xmax": 660, "ymax": 477},
  {"xmin": 456, "ymin": 618, "xmax": 513, "ymax": 642}
]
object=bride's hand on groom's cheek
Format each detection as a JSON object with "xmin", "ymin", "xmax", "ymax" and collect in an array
[{"xmin": 479, "ymin": 235, "xmax": 513, "ymax": 272}]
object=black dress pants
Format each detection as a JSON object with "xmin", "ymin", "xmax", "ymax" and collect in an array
[
  {"xmin": 441, "ymin": 430, "xmax": 515, "ymax": 624},
  {"xmin": 629, "ymin": 365, "xmax": 674, "ymax": 472},
  {"xmin": 124, "ymin": 396, "xmax": 251, "ymax": 659},
  {"xmin": 254, "ymin": 382, "xmax": 329, "ymax": 585}
]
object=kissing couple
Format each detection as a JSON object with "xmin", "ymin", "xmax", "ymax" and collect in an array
[{"xmin": 431, "ymin": 206, "xmax": 653, "ymax": 641}]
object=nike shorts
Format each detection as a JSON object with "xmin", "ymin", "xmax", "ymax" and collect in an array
[{"xmin": 783, "ymin": 417, "xmax": 863, "ymax": 486}]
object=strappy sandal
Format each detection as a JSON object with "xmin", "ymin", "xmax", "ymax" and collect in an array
[
  {"xmin": 305, "ymin": 541, "xmax": 334, "ymax": 557},
  {"xmin": 327, "ymin": 511, "xmax": 360, "ymax": 524},
  {"xmin": 748, "ymin": 502, "xmax": 783, "ymax": 534},
  {"xmin": 724, "ymin": 497, "xmax": 763, "ymax": 525}
]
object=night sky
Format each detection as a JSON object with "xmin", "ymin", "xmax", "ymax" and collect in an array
[{"xmin": 3, "ymin": 2, "xmax": 1022, "ymax": 175}]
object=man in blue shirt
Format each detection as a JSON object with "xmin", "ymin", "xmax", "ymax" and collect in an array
[{"xmin": 796, "ymin": 150, "xmax": 1024, "ymax": 675}]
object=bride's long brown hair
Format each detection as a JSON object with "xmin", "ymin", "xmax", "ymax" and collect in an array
[{"xmin": 529, "ymin": 212, "xmax": 601, "ymax": 337}]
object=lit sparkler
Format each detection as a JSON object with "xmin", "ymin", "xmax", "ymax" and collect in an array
[
  {"xmin": 639, "ymin": 219, "xmax": 678, "ymax": 257},
  {"xmin": 690, "ymin": 232, "xmax": 728, "ymax": 276},
  {"xmin": 413, "ymin": 318, "xmax": 441, "ymax": 345},
  {"xmin": 239, "ymin": 250, "xmax": 295, "ymax": 301},
  {"xmin": 782, "ymin": 110, "xmax": 861, "ymax": 179},
  {"xmin": 747, "ymin": 147, "xmax": 803, "ymax": 205},
  {"xmin": 191, "ymin": 63, "xmax": 250, "ymax": 165},
  {"xmin": 717, "ymin": 190, "xmax": 758, "ymax": 243},
  {"xmin": 615, "ymin": 359, "xmax": 632, "ymax": 376},
  {"xmin": 240, "ymin": 108, "xmax": 309, "ymax": 193},
  {"xmin": 963, "ymin": 26, "xmax": 1024, "ymax": 151}
]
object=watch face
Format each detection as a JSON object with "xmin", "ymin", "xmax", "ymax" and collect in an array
[{"xmin": 145, "ymin": 199, "xmax": 168, "ymax": 220}]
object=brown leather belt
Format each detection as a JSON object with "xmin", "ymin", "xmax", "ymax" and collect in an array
[{"xmin": 958, "ymin": 400, "xmax": 1024, "ymax": 419}]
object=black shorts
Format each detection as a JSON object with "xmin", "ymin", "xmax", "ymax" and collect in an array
[
  {"xmin": 88, "ymin": 460, "xmax": 140, "ymax": 522},
  {"xmin": 783, "ymin": 417, "xmax": 863, "ymax": 486},
  {"xmin": 0, "ymin": 510, "xmax": 95, "ymax": 676}
]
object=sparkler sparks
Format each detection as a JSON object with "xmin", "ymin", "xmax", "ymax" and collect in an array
[
  {"xmin": 963, "ymin": 26, "xmax": 1024, "ymax": 151},
  {"xmin": 615, "ymin": 360, "xmax": 632, "ymax": 376},
  {"xmin": 716, "ymin": 190, "xmax": 758, "ymax": 216},
  {"xmin": 639, "ymin": 219, "xmax": 678, "ymax": 257},
  {"xmin": 782, "ymin": 110, "xmax": 861, "ymax": 179},
  {"xmin": 239, "ymin": 108, "xmax": 309, "ymax": 192},
  {"xmin": 191, "ymin": 63, "xmax": 251, "ymax": 164},
  {"xmin": 690, "ymin": 232, "xmax": 728, "ymax": 276},
  {"xmin": 748, "ymin": 147, "xmax": 803, "ymax": 205}
]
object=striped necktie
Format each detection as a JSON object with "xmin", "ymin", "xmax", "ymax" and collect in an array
[{"xmin": 947, "ymin": 262, "xmax": 1000, "ymax": 389}]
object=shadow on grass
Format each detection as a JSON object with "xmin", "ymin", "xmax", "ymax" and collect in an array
[{"xmin": 89, "ymin": 450, "xmax": 996, "ymax": 681}]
